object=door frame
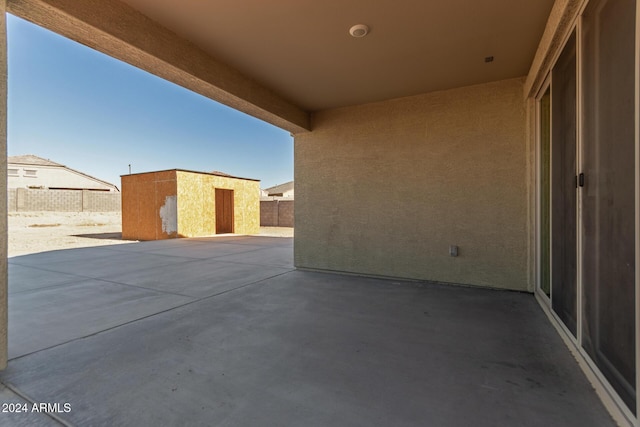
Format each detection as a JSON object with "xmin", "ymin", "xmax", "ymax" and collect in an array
[{"xmin": 215, "ymin": 188, "xmax": 234, "ymax": 234}]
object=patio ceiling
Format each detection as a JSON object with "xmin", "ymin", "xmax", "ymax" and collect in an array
[
  {"xmin": 7, "ymin": 0, "xmax": 555, "ymax": 131},
  {"xmin": 118, "ymin": 0, "xmax": 555, "ymax": 112}
]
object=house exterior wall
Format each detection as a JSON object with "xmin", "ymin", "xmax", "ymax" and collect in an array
[
  {"xmin": 175, "ymin": 171, "xmax": 260, "ymax": 237},
  {"xmin": 295, "ymin": 77, "xmax": 529, "ymax": 291},
  {"xmin": 8, "ymin": 164, "xmax": 117, "ymax": 191}
]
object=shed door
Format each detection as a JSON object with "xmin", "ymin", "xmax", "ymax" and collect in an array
[{"xmin": 215, "ymin": 189, "xmax": 234, "ymax": 234}]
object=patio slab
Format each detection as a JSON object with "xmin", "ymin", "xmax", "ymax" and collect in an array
[
  {"xmin": 128, "ymin": 243, "xmax": 268, "ymax": 260},
  {"xmin": 8, "ymin": 278, "xmax": 195, "ymax": 359},
  {"xmin": 213, "ymin": 246, "xmax": 294, "ymax": 268},
  {"xmin": 0, "ymin": 384, "xmax": 55, "ymax": 426},
  {"xmin": 0, "ymin": 236, "xmax": 614, "ymax": 426},
  {"xmin": 10, "ymin": 251, "xmax": 196, "ymax": 280},
  {"xmin": 108, "ymin": 259, "xmax": 292, "ymax": 298},
  {"xmin": 8, "ymin": 264, "xmax": 80, "ymax": 294}
]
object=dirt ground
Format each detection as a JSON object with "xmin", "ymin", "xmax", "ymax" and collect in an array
[{"xmin": 8, "ymin": 212, "xmax": 293, "ymax": 257}]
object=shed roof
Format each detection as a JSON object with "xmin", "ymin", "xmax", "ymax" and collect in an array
[
  {"xmin": 264, "ymin": 181, "xmax": 294, "ymax": 194},
  {"xmin": 122, "ymin": 168, "xmax": 260, "ymax": 182}
]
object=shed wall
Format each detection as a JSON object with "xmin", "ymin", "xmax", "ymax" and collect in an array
[
  {"xmin": 121, "ymin": 171, "xmax": 177, "ymax": 240},
  {"xmin": 176, "ymin": 171, "xmax": 260, "ymax": 237}
]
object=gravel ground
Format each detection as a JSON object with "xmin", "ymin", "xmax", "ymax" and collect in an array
[{"xmin": 8, "ymin": 212, "xmax": 293, "ymax": 257}]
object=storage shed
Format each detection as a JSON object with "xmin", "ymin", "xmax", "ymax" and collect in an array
[{"xmin": 121, "ymin": 169, "xmax": 260, "ymax": 240}]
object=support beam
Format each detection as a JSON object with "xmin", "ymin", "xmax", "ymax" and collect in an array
[
  {"xmin": 0, "ymin": 0, "xmax": 8, "ymax": 370},
  {"xmin": 7, "ymin": 0, "xmax": 311, "ymax": 133},
  {"xmin": 524, "ymin": 0, "xmax": 584, "ymax": 99}
]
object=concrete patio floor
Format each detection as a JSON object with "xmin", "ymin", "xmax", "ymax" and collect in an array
[{"xmin": 1, "ymin": 236, "xmax": 613, "ymax": 426}]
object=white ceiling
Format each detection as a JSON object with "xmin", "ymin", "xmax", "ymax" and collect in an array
[{"xmin": 119, "ymin": 0, "xmax": 554, "ymax": 112}]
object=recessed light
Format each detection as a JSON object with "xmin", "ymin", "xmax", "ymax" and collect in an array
[{"xmin": 349, "ymin": 24, "xmax": 369, "ymax": 38}]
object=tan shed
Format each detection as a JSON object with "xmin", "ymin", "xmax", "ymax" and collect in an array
[{"xmin": 121, "ymin": 169, "xmax": 260, "ymax": 240}]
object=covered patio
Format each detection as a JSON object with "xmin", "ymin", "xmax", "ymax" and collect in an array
[
  {"xmin": 1, "ymin": 237, "xmax": 612, "ymax": 426},
  {"xmin": 0, "ymin": 0, "xmax": 638, "ymax": 424}
]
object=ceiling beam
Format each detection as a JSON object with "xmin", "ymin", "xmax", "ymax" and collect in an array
[
  {"xmin": 7, "ymin": 0, "xmax": 311, "ymax": 133},
  {"xmin": 524, "ymin": 0, "xmax": 583, "ymax": 99}
]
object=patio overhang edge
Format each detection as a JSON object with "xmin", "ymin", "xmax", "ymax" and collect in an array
[
  {"xmin": 7, "ymin": 0, "xmax": 311, "ymax": 134},
  {"xmin": 524, "ymin": 0, "xmax": 584, "ymax": 99}
]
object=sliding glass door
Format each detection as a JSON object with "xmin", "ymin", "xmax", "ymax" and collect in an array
[
  {"xmin": 581, "ymin": 0, "xmax": 636, "ymax": 413},
  {"xmin": 537, "ymin": 0, "xmax": 637, "ymax": 415},
  {"xmin": 537, "ymin": 30, "xmax": 578, "ymax": 337},
  {"xmin": 551, "ymin": 31, "xmax": 578, "ymax": 336}
]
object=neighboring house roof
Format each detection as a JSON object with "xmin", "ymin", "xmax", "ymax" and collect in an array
[
  {"xmin": 264, "ymin": 181, "xmax": 294, "ymax": 196},
  {"xmin": 8, "ymin": 154, "xmax": 63, "ymax": 167},
  {"xmin": 8, "ymin": 154, "xmax": 120, "ymax": 191}
]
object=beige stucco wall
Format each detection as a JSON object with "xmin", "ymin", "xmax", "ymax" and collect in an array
[
  {"xmin": 295, "ymin": 77, "xmax": 529, "ymax": 291},
  {"xmin": 176, "ymin": 171, "xmax": 260, "ymax": 237}
]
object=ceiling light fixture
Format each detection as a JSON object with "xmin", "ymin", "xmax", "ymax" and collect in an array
[{"xmin": 349, "ymin": 24, "xmax": 369, "ymax": 38}]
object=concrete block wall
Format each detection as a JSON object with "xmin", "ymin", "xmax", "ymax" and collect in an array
[
  {"xmin": 277, "ymin": 200, "xmax": 294, "ymax": 227},
  {"xmin": 26, "ymin": 189, "xmax": 81, "ymax": 211},
  {"xmin": 8, "ymin": 188, "xmax": 121, "ymax": 212},
  {"xmin": 82, "ymin": 190, "xmax": 122, "ymax": 212},
  {"xmin": 260, "ymin": 200, "xmax": 294, "ymax": 227},
  {"xmin": 7, "ymin": 189, "xmax": 15, "ymax": 213},
  {"xmin": 261, "ymin": 200, "xmax": 277, "ymax": 226}
]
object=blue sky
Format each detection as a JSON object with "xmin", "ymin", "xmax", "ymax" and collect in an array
[{"xmin": 7, "ymin": 14, "xmax": 294, "ymax": 189}]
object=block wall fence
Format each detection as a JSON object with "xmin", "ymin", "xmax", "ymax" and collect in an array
[
  {"xmin": 260, "ymin": 200, "xmax": 294, "ymax": 227},
  {"xmin": 10, "ymin": 188, "xmax": 294, "ymax": 228},
  {"xmin": 8, "ymin": 188, "xmax": 121, "ymax": 212}
]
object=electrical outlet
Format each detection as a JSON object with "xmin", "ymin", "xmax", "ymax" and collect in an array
[{"xmin": 449, "ymin": 245, "xmax": 458, "ymax": 257}]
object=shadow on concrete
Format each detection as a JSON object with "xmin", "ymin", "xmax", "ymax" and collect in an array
[{"xmin": 72, "ymin": 232, "xmax": 123, "ymax": 240}]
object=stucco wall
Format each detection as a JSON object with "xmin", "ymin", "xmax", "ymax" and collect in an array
[{"xmin": 294, "ymin": 78, "xmax": 529, "ymax": 291}]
